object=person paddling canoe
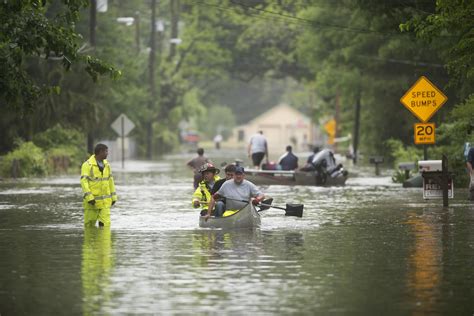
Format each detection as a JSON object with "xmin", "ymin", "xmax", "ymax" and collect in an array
[{"xmin": 206, "ymin": 166, "xmax": 265, "ymax": 221}]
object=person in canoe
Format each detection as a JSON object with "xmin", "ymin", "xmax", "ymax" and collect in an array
[
  {"xmin": 211, "ymin": 164, "xmax": 236, "ymax": 195},
  {"xmin": 206, "ymin": 166, "xmax": 265, "ymax": 221},
  {"xmin": 192, "ymin": 163, "xmax": 220, "ymax": 216}
]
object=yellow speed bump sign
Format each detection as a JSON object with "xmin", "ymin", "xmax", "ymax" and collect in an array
[
  {"xmin": 414, "ymin": 122, "xmax": 435, "ymax": 144},
  {"xmin": 400, "ymin": 76, "xmax": 447, "ymax": 122}
]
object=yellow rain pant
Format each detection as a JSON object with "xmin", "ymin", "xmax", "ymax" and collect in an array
[{"xmin": 84, "ymin": 202, "xmax": 111, "ymax": 227}]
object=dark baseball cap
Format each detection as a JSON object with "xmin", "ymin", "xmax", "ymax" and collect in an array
[{"xmin": 235, "ymin": 166, "xmax": 245, "ymax": 174}]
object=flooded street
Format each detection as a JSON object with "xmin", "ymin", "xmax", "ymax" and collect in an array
[{"xmin": 1, "ymin": 155, "xmax": 474, "ymax": 315}]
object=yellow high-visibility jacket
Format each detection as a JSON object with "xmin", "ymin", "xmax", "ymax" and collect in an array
[
  {"xmin": 192, "ymin": 175, "xmax": 220, "ymax": 211},
  {"xmin": 80, "ymin": 155, "xmax": 118, "ymax": 208}
]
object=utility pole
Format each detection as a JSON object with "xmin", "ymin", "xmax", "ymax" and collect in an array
[
  {"xmin": 169, "ymin": 0, "xmax": 180, "ymax": 60},
  {"xmin": 353, "ymin": 92, "xmax": 361, "ymax": 164},
  {"xmin": 90, "ymin": 0, "xmax": 97, "ymax": 47},
  {"xmin": 135, "ymin": 11, "xmax": 140, "ymax": 54},
  {"xmin": 334, "ymin": 91, "xmax": 340, "ymax": 152},
  {"xmin": 88, "ymin": 0, "xmax": 97, "ymax": 154},
  {"xmin": 147, "ymin": 0, "xmax": 157, "ymax": 159}
]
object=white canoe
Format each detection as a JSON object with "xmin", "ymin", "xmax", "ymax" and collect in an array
[{"xmin": 199, "ymin": 202, "xmax": 261, "ymax": 229}]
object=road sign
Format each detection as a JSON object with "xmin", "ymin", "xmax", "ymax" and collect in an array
[
  {"xmin": 414, "ymin": 122, "xmax": 435, "ymax": 144},
  {"xmin": 423, "ymin": 177, "xmax": 453, "ymax": 199},
  {"xmin": 400, "ymin": 76, "xmax": 448, "ymax": 122},
  {"xmin": 111, "ymin": 114, "xmax": 135, "ymax": 137},
  {"xmin": 111, "ymin": 113, "xmax": 135, "ymax": 169},
  {"xmin": 324, "ymin": 118, "xmax": 336, "ymax": 145}
]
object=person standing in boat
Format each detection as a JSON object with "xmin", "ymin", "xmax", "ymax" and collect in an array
[
  {"xmin": 206, "ymin": 166, "xmax": 265, "ymax": 221},
  {"xmin": 187, "ymin": 148, "xmax": 211, "ymax": 189},
  {"xmin": 248, "ymin": 130, "xmax": 269, "ymax": 170},
  {"xmin": 192, "ymin": 163, "xmax": 220, "ymax": 216},
  {"xmin": 277, "ymin": 145, "xmax": 299, "ymax": 170},
  {"xmin": 80, "ymin": 143, "xmax": 118, "ymax": 228}
]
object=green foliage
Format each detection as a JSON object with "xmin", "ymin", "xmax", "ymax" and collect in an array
[
  {"xmin": 400, "ymin": 0, "xmax": 474, "ymax": 91},
  {"xmin": 0, "ymin": 0, "xmax": 119, "ymax": 114},
  {"xmin": 196, "ymin": 105, "xmax": 236, "ymax": 140},
  {"xmin": 32, "ymin": 124, "xmax": 84, "ymax": 150},
  {"xmin": 33, "ymin": 125, "xmax": 85, "ymax": 173},
  {"xmin": 0, "ymin": 142, "xmax": 47, "ymax": 177},
  {"xmin": 385, "ymin": 138, "xmax": 422, "ymax": 183},
  {"xmin": 430, "ymin": 95, "xmax": 474, "ymax": 186},
  {"xmin": 1, "ymin": 0, "xmax": 473, "ymax": 163}
]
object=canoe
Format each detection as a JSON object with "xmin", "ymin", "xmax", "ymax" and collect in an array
[
  {"xmin": 244, "ymin": 169, "xmax": 348, "ymax": 186},
  {"xmin": 199, "ymin": 201, "xmax": 261, "ymax": 229}
]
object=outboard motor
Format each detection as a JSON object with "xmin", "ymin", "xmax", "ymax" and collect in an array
[{"xmin": 311, "ymin": 149, "xmax": 347, "ymax": 183}]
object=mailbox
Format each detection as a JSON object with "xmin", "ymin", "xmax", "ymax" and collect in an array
[
  {"xmin": 369, "ymin": 156, "xmax": 384, "ymax": 176},
  {"xmin": 369, "ymin": 156, "xmax": 384, "ymax": 164},
  {"xmin": 418, "ymin": 160, "xmax": 442, "ymax": 172},
  {"xmin": 398, "ymin": 162, "xmax": 417, "ymax": 182},
  {"xmin": 418, "ymin": 158, "xmax": 453, "ymax": 201}
]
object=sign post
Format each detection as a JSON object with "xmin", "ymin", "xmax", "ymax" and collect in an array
[
  {"xmin": 111, "ymin": 114, "xmax": 135, "ymax": 168},
  {"xmin": 401, "ymin": 76, "xmax": 450, "ymax": 204}
]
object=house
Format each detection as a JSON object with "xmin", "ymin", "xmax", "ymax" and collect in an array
[{"xmin": 228, "ymin": 104, "xmax": 317, "ymax": 154}]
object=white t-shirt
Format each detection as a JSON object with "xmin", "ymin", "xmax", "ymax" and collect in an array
[{"xmin": 249, "ymin": 133, "xmax": 267, "ymax": 154}]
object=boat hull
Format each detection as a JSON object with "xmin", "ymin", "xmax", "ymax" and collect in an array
[
  {"xmin": 244, "ymin": 169, "xmax": 347, "ymax": 186},
  {"xmin": 199, "ymin": 202, "xmax": 261, "ymax": 229}
]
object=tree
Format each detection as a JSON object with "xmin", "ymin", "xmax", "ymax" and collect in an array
[{"xmin": 0, "ymin": 1, "xmax": 119, "ymax": 115}]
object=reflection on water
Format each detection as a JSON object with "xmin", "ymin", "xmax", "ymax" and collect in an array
[
  {"xmin": 1, "ymin": 160, "xmax": 474, "ymax": 314},
  {"xmin": 82, "ymin": 227, "xmax": 114, "ymax": 316}
]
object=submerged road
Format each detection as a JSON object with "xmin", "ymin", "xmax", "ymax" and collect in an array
[{"xmin": 1, "ymin": 155, "xmax": 474, "ymax": 315}]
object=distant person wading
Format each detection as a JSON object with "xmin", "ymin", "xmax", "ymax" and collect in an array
[
  {"xmin": 187, "ymin": 148, "xmax": 211, "ymax": 189},
  {"xmin": 248, "ymin": 130, "xmax": 269, "ymax": 170}
]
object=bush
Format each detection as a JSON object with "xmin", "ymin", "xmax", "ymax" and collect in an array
[
  {"xmin": 0, "ymin": 141, "xmax": 47, "ymax": 177},
  {"xmin": 0, "ymin": 126, "xmax": 86, "ymax": 178},
  {"xmin": 33, "ymin": 124, "xmax": 84, "ymax": 150},
  {"xmin": 33, "ymin": 125, "xmax": 86, "ymax": 174},
  {"xmin": 385, "ymin": 139, "xmax": 423, "ymax": 183}
]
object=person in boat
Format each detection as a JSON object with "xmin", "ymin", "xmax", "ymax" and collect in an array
[
  {"xmin": 210, "ymin": 164, "xmax": 237, "ymax": 216},
  {"xmin": 206, "ymin": 166, "xmax": 265, "ymax": 220},
  {"xmin": 192, "ymin": 163, "xmax": 220, "ymax": 216},
  {"xmin": 211, "ymin": 164, "xmax": 236, "ymax": 195},
  {"xmin": 248, "ymin": 130, "xmax": 269, "ymax": 170},
  {"xmin": 300, "ymin": 146, "xmax": 321, "ymax": 172},
  {"xmin": 187, "ymin": 148, "xmax": 211, "ymax": 189},
  {"xmin": 307, "ymin": 146, "xmax": 320, "ymax": 164},
  {"xmin": 277, "ymin": 145, "xmax": 299, "ymax": 170},
  {"xmin": 80, "ymin": 143, "xmax": 118, "ymax": 228}
]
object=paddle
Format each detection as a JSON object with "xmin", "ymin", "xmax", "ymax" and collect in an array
[{"xmin": 223, "ymin": 197, "xmax": 304, "ymax": 217}]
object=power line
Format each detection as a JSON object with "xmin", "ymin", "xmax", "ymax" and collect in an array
[{"xmin": 186, "ymin": 0, "xmax": 408, "ymax": 37}]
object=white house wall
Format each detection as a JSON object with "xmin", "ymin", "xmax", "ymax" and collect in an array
[{"xmin": 229, "ymin": 104, "xmax": 316, "ymax": 156}]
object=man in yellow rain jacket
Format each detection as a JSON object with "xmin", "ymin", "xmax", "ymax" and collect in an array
[
  {"xmin": 80, "ymin": 143, "xmax": 118, "ymax": 227},
  {"xmin": 192, "ymin": 163, "xmax": 220, "ymax": 216}
]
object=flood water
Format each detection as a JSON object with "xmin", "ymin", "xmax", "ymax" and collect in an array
[{"xmin": 1, "ymin": 153, "xmax": 474, "ymax": 315}]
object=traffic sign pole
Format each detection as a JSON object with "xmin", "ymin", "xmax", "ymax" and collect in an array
[
  {"xmin": 111, "ymin": 113, "xmax": 135, "ymax": 169},
  {"xmin": 121, "ymin": 116, "xmax": 125, "ymax": 169}
]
